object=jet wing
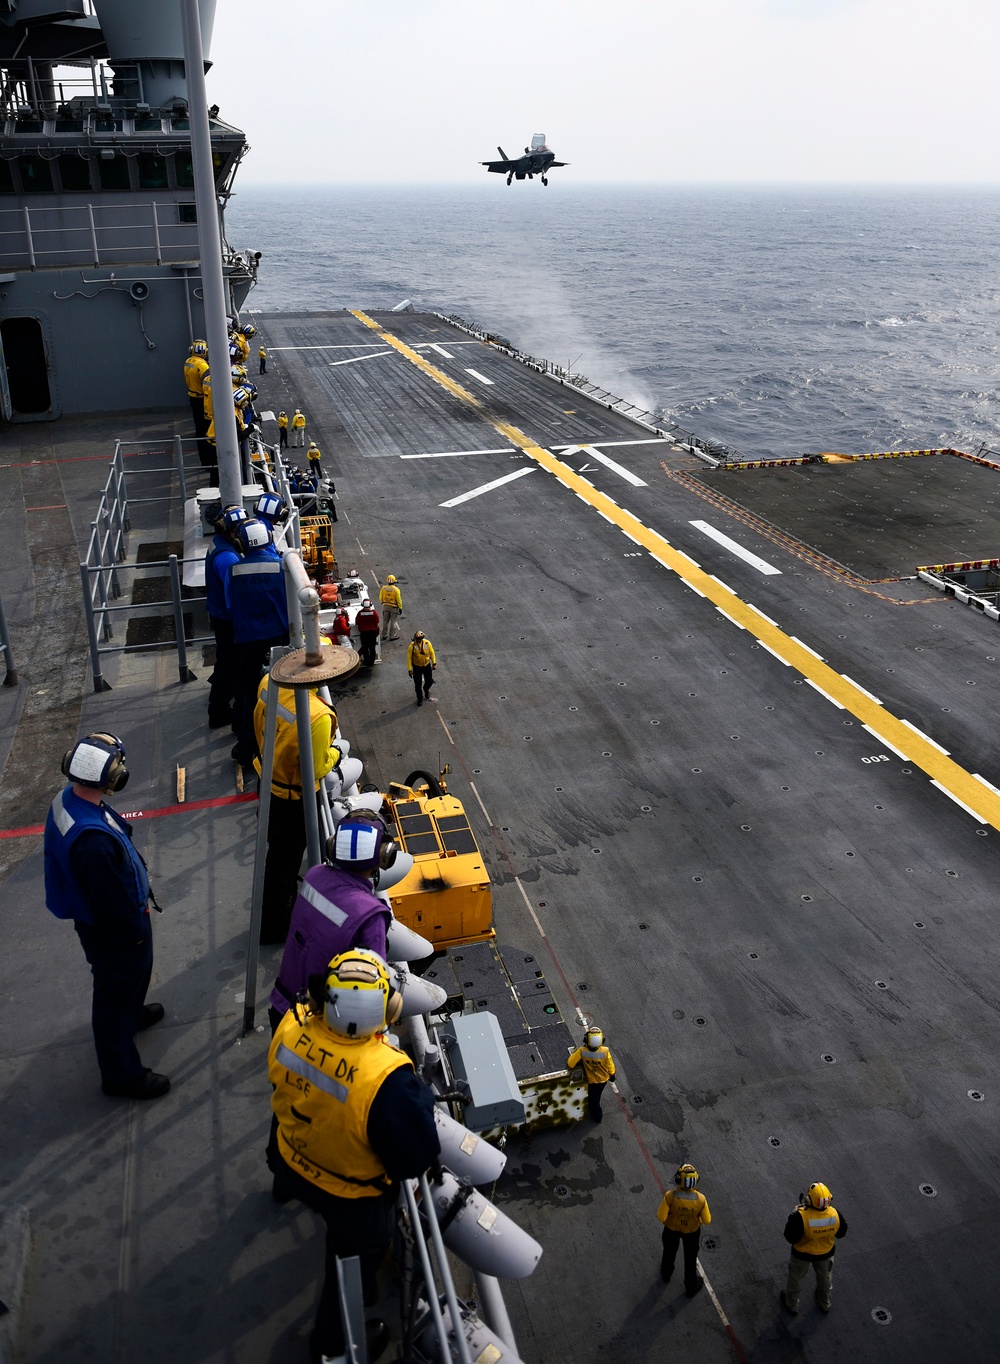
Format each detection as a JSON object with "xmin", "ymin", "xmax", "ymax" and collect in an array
[
  {"xmin": 482, "ymin": 161, "xmax": 513, "ymax": 173},
  {"xmin": 547, "ymin": 161, "xmax": 568, "ymax": 167}
]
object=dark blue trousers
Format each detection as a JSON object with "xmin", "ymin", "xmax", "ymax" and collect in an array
[
  {"xmin": 208, "ymin": 615, "xmax": 238, "ymax": 720},
  {"xmin": 272, "ymin": 1156, "xmax": 394, "ymax": 1360},
  {"xmin": 74, "ymin": 915, "xmax": 153, "ymax": 1087}
]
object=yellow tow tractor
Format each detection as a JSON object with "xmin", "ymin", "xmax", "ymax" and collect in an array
[{"xmin": 383, "ymin": 768, "xmax": 585, "ymax": 1130}]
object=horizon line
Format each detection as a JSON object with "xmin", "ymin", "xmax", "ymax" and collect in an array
[{"xmin": 231, "ymin": 178, "xmax": 1000, "ymax": 191}]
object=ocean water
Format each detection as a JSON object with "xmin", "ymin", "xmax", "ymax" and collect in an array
[{"xmin": 226, "ymin": 185, "xmax": 1000, "ymax": 460}]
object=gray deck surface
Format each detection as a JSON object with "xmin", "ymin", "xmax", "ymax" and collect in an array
[
  {"xmin": 696, "ymin": 456, "xmax": 1000, "ymax": 578},
  {"xmin": 2, "ymin": 312, "xmax": 1000, "ymax": 1364}
]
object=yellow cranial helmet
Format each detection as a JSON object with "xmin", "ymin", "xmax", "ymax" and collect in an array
[
  {"xmin": 321, "ymin": 949, "xmax": 401, "ymax": 1039},
  {"xmin": 386, "ymin": 574, "xmax": 397, "ymax": 584},
  {"xmin": 584, "ymin": 1026, "xmax": 603, "ymax": 1050},
  {"xmin": 675, "ymin": 1163, "xmax": 699, "ymax": 1189},
  {"xmin": 807, "ymin": 1182, "xmax": 832, "ymax": 1210}
]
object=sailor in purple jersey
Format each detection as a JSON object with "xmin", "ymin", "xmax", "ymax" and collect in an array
[{"xmin": 268, "ymin": 810, "xmax": 400, "ymax": 1032}]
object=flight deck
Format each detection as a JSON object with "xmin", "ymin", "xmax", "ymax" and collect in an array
[{"xmin": 1, "ymin": 311, "xmax": 999, "ymax": 1364}]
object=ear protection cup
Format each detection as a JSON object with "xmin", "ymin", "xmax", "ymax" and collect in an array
[
  {"xmin": 62, "ymin": 733, "xmax": 129, "ymax": 791},
  {"xmin": 386, "ymin": 986, "xmax": 403, "ymax": 1025}
]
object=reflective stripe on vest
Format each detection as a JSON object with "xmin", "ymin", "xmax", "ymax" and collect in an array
[
  {"xmin": 274, "ymin": 1042, "xmax": 349, "ymax": 1101},
  {"xmin": 299, "ymin": 878, "xmax": 348, "ymax": 927},
  {"xmin": 51, "ymin": 794, "xmax": 75, "ymax": 836},
  {"xmin": 794, "ymin": 1206, "xmax": 839, "ymax": 1255},
  {"xmin": 232, "ymin": 561, "xmax": 281, "ymax": 576}
]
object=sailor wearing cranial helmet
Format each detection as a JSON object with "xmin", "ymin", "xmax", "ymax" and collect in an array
[{"xmin": 43, "ymin": 733, "xmax": 170, "ymax": 1100}]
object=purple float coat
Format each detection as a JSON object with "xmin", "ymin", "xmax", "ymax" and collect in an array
[{"xmin": 270, "ymin": 862, "xmax": 391, "ymax": 1016}]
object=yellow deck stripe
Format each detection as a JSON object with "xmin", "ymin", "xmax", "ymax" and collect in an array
[{"xmin": 351, "ymin": 312, "xmax": 1000, "ymax": 832}]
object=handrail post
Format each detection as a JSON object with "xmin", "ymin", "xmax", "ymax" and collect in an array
[
  {"xmin": 293, "ymin": 685, "xmax": 322, "ymax": 872},
  {"xmin": 418, "ymin": 1173, "xmax": 476, "ymax": 1364},
  {"xmin": 335, "ymin": 1257, "xmax": 368, "ymax": 1364},
  {"xmin": 79, "ymin": 562, "xmax": 111, "ymax": 692},
  {"xmin": 243, "ymin": 663, "xmax": 280, "ymax": 1035},
  {"xmin": 174, "ymin": 434, "xmax": 188, "ymax": 506},
  {"xmin": 0, "ymin": 591, "xmax": 18, "ymax": 686},
  {"xmin": 116, "ymin": 444, "xmax": 130, "ymax": 535},
  {"xmin": 91, "ymin": 521, "xmax": 113, "ymax": 641},
  {"xmin": 168, "ymin": 554, "xmax": 196, "ymax": 682}
]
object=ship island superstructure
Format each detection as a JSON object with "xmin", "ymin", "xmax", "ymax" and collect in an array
[{"xmin": 0, "ymin": 0, "xmax": 256, "ymax": 419}]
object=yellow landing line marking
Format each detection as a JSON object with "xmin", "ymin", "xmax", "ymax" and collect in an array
[{"xmin": 351, "ymin": 311, "xmax": 1000, "ymax": 833}]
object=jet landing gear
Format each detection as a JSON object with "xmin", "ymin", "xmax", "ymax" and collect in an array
[
  {"xmin": 507, "ymin": 172, "xmax": 513, "ymax": 186},
  {"xmin": 541, "ymin": 176, "xmax": 549, "ymax": 186}
]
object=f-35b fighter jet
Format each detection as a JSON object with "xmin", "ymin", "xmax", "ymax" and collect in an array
[{"xmin": 481, "ymin": 133, "xmax": 568, "ymax": 186}]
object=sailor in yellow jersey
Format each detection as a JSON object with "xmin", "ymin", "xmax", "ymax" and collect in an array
[
  {"xmin": 184, "ymin": 341, "xmax": 212, "ymax": 469},
  {"xmin": 258, "ymin": 343, "xmax": 267, "ymax": 374},
  {"xmin": 183, "ymin": 340, "xmax": 209, "ymax": 427},
  {"xmin": 378, "ymin": 574, "xmax": 403, "ymax": 641},
  {"xmin": 566, "ymin": 1025, "xmax": 615, "ymax": 1121},
  {"xmin": 781, "ymin": 1181, "xmax": 848, "ymax": 1315},
  {"xmin": 230, "ymin": 324, "xmax": 250, "ymax": 363},
  {"xmin": 290, "ymin": 407, "xmax": 306, "ymax": 447},
  {"xmin": 277, "ymin": 410, "xmax": 288, "ymax": 447},
  {"xmin": 407, "ymin": 630, "xmax": 436, "ymax": 705},
  {"xmin": 657, "ymin": 1163, "xmax": 711, "ymax": 1296},
  {"xmin": 306, "ymin": 440, "xmax": 324, "ymax": 478},
  {"xmin": 268, "ymin": 950, "xmax": 439, "ymax": 1363},
  {"xmin": 252, "ymin": 658, "xmax": 348, "ymax": 944}
]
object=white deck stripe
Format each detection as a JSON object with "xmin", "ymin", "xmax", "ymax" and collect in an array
[
  {"xmin": 757, "ymin": 639, "xmax": 791, "ymax": 665},
  {"xmin": 552, "ymin": 438, "xmax": 674, "ymax": 449},
  {"xmin": 863, "ymin": 724, "xmax": 909, "ymax": 760},
  {"xmin": 465, "ymin": 368, "xmax": 494, "ymax": 385},
  {"xmin": 329, "ymin": 351, "xmax": 393, "ymax": 367},
  {"xmin": 806, "ymin": 678, "xmax": 844, "ymax": 708},
  {"xmin": 791, "ymin": 636, "xmax": 825, "ymax": 661},
  {"xmin": 900, "ymin": 719, "xmax": 950, "ymax": 755},
  {"xmin": 400, "ymin": 448, "xmax": 515, "ymax": 460},
  {"xmin": 430, "ymin": 344, "xmax": 454, "ymax": 359},
  {"xmin": 269, "ymin": 343, "xmax": 391, "ymax": 351},
  {"xmin": 841, "ymin": 674, "xmax": 883, "ymax": 706},
  {"xmin": 439, "ymin": 467, "xmax": 535, "ymax": 508},
  {"xmin": 931, "ymin": 779, "xmax": 986, "ymax": 823},
  {"xmin": 690, "ymin": 520, "xmax": 782, "ymax": 576},
  {"xmin": 581, "ymin": 445, "xmax": 648, "ymax": 487}
]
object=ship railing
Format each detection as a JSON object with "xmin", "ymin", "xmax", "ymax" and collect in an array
[
  {"xmin": 0, "ymin": 58, "xmax": 153, "ymax": 122},
  {"xmin": 80, "ymin": 436, "xmax": 215, "ymax": 692},
  {"xmin": 0, "ymin": 203, "xmax": 199, "ymax": 271},
  {"xmin": 434, "ymin": 311, "xmax": 742, "ymax": 465}
]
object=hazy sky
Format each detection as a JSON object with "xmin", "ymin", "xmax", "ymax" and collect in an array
[{"xmin": 206, "ymin": 0, "xmax": 1000, "ymax": 185}]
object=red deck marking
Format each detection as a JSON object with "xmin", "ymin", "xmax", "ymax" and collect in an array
[
  {"xmin": 0, "ymin": 450, "xmax": 175, "ymax": 470},
  {"xmin": 25, "ymin": 505, "xmax": 67, "ymax": 511},
  {"xmin": 0, "ymin": 791, "xmax": 256, "ymax": 840}
]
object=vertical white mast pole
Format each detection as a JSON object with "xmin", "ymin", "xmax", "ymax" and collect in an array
[{"xmin": 179, "ymin": 0, "xmax": 243, "ymax": 508}]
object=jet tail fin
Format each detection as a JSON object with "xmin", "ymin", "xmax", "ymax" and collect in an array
[{"xmin": 497, "ymin": 146, "xmax": 508, "ymax": 160}]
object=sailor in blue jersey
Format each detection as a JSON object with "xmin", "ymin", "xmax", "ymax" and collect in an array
[
  {"xmin": 205, "ymin": 505, "xmax": 246, "ymax": 729},
  {"xmin": 226, "ymin": 518, "xmax": 290, "ymax": 766},
  {"xmin": 43, "ymin": 734, "xmax": 170, "ymax": 1100}
]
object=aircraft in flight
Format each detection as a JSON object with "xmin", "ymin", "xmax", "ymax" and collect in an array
[{"xmin": 481, "ymin": 133, "xmax": 568, "ymax": 186}]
